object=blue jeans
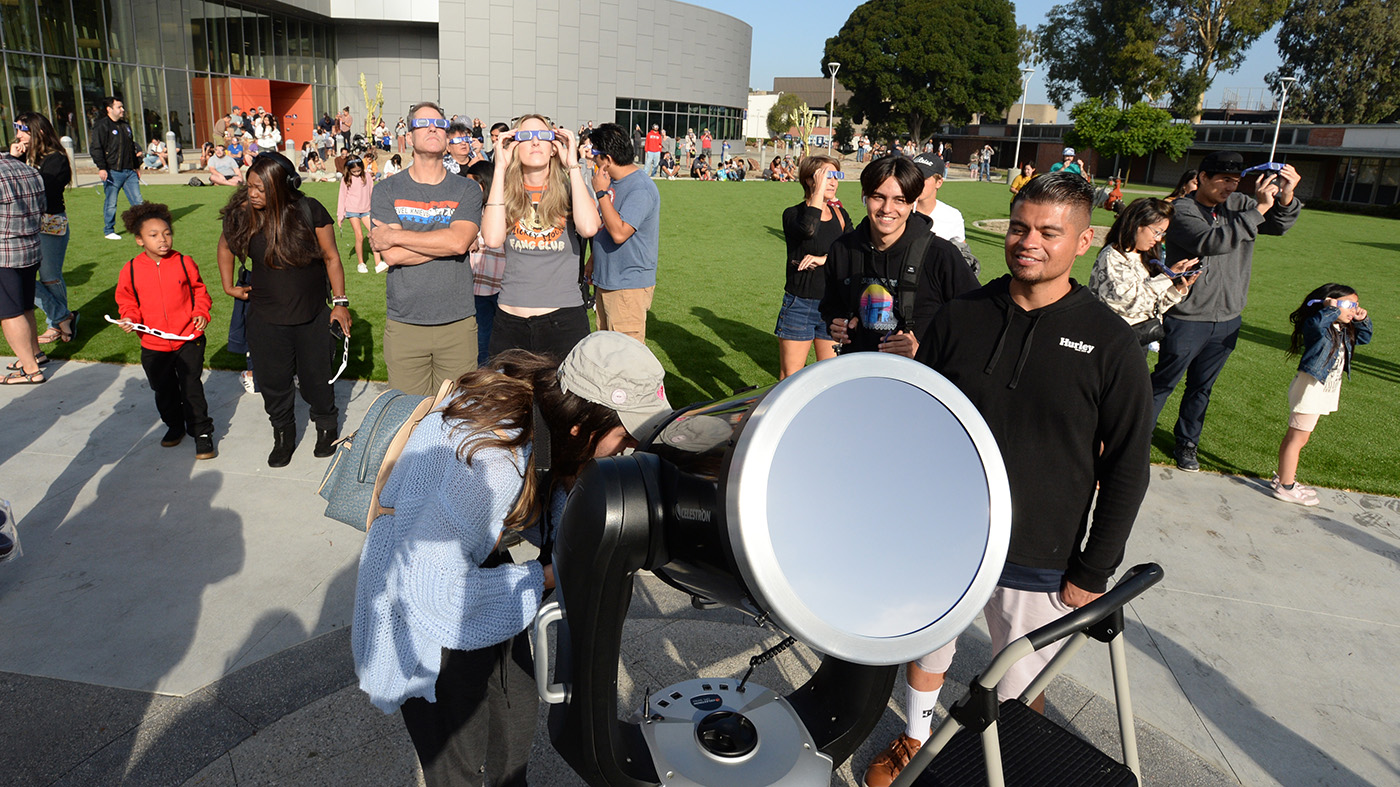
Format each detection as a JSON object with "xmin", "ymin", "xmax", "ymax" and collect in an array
[
  {"xmin": 1150, "ymin": 315, "xmax": 1242, "ymax": 448},
  {"xmin": 102, "ymin": 169, "xmax": 144, "ymax": 235},
  {"xmin": 856, "ymin": 149, "xmax": 865, "ymax": 163},
  {"xmin": 980, "ymin": 160, "xmax": 991, "ymax": 181},
  {"xmin": 645, "ymin": 151, "xmax": 660, "ymax": 176},
  {"xmin": 35, "ymin": 221, "xmax": 71, "ymax": 329},
  {"xmin": 474, "ymin": 292, "xmax": 498, "ymax": 367}
]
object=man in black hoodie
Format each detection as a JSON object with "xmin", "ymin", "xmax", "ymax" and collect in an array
[
  {"xmin": 820, "ymin": 156, "xmax": 978, "ymax": 358},
  {"xmin": 862, "ymin": 172, "xmax": 1152, "ymax": 787},
  {"xmin": 89, "ymin": 96, "xmax": 144, "ymax": 240}
]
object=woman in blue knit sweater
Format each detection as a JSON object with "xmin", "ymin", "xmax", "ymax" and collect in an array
[{"xmin": 353, "ymin": 332, "xmax": 671, "ymax": 786}]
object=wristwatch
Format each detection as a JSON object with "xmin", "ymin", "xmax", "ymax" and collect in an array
[{"xmin": 595, "ymin": 189, "xmax": 610, "ymax": 200}]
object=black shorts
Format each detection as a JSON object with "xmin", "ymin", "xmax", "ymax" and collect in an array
[{"xmin": 0, "ymin": 264, "xmax": 38, "ymax": 320}]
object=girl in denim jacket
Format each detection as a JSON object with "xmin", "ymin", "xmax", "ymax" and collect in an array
[{"xmin": 1273, "ymin": 283, "xmax": 1372, "ymax": 505}]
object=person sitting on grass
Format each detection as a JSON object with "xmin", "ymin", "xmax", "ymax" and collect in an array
[
  {"xmin": 207, "ymin": 144, "xmax": 244, "ymax": 186},
  {"xmin": 113, "ymin": 202, "xmax": 217, "ymax": 460}
]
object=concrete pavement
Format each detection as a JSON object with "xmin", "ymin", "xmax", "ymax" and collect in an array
[{"xmin": 1, "ymin": 357, "xmax": 1396, "ymax": 786}]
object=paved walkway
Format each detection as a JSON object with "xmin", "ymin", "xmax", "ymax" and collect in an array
[{"xmin": 2, "ymin": 358, "xmax": 1395, "ymax": 786}]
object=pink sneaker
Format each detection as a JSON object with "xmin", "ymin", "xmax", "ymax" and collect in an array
[{"xmin": 1273, "ymin": 482, "xmax": 1319, "ymax": 506}]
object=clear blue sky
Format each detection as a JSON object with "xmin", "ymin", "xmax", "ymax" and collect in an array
[{"xmin": 700, "ymin": 0, "xmax": 1285, "ymax": 113}]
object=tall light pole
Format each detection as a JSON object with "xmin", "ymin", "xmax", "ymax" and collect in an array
[
  {"xmin": 827, "ymin": 61, "xmax": 841, "ymax": 156},
  {"xmin": 1008, "ymin": 67, "xmax": 1035, "ymax": 184},
  {"xmin": 1269, "ymin": 76, "xmax": 1298, "ymax": 162}
]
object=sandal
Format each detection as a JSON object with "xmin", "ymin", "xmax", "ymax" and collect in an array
[
  {"xmin": 6, "ymin": 353, "xmax": 47, "ymax": 371},
  {"xmin": 59, "ymin": 312, "xmax": 80, "ymax": 342},
  {"xmin": 2, "ymin": 370, "xmax": 45, "ymax": 385},
  {"xmin": 37, "ymin": 328, "xmax": 62, "ymax": 344}
]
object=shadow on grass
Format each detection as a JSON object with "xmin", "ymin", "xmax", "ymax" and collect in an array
[
  {"xmin": 170, "ymin": 203, "xmax": 205, "ymax": 223},
  {"xmin": 648, "ymin": 316, "xmax": 751, "ymax": 406},
  {"xmin": 1241, "ymin": 321, "xmax": 1400, "ymax": 383},
  {"xmin": 690, "ymin": 306, "xmax": 772, "ymax": 379},
  {"xmin": 765, "ymin": 225, "xmax": 785, "ymax": 243},
  {"xmin": 64, "ymin": 260, "xmax": 98, "ymax": 288},
  {"xmin": 1347, "ymin": 241, "xmax": 1400, "ymax": 253}
]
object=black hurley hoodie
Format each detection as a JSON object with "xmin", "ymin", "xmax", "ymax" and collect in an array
[{"xmin": 916, "ymin": 276, "xmax": 1152, "ymax": 592}]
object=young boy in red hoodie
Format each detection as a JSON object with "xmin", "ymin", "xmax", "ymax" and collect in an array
[{"xmin": 115, "ymin": 203, "xmax": 217, "ymax": 459}]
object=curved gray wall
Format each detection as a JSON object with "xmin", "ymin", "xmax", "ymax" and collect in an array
[{"xmin": 436, "ymin": 0, "xmax": 751, "ymax": 133}]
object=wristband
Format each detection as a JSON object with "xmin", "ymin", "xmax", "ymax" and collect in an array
[
  {"xmin": 595, "ymin": 190, "xmax": 609, "ymax": 200},
  {"xmin": 332, "ymin": 297, "xmax": 349, "ymax": 307}
]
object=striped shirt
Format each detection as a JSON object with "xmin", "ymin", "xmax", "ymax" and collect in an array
[{"xmin": 0, "ymin": 156, "xmax": 44, "ymax": 269}]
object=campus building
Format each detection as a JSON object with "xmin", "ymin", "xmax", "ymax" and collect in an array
[{"xmin": 0, "ymin": 0, "xmax": 751, "ymax": 157}]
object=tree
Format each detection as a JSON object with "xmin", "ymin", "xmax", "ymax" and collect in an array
[
  {"xmin": 823, "ymin": 0, "xmax": 1020, "ymax": 144},
  {"xmin": 1017, "ymin": 24, "xmax": 1039, "ymax": 67},
  {"xmin": 834, "ymin": 117, "xmax": 856, "ymax": 149},
  {"xmin": 1036, "ymin": 0, "xmax": 1172, "ymax": 109},
  {"xmin": 1161, "ymin": 0, "xmax": 1288, "ymax": 122},
  {"xmin": 1269, "ymin": 0, "xmax": 1400, "ymax": 124},
  {"xmin": 1064, "ymin": 98, "xmax": 1194, "ymax": 180},
  {"xmin": 767, "ymin": 93, "xmax": 807, "ymax": 140}
]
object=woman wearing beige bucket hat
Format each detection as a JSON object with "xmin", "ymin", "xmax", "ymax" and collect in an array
[{"xmin": 352, "ymin": 331, "xmax": 670, "ymax": 787}]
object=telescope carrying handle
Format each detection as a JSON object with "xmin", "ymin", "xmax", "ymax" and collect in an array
[{"xmin": 532, "ymin": 600, "xmax": 568, "ymax": 704}]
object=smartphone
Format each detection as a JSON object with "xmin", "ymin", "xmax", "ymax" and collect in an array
[{"xmin": 329, "ymin": 321, "xmax": 348, "ymax": 341}]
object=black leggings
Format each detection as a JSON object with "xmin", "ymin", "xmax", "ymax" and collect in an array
[{"xmin": 245, "ymin": 306, "xmax": 338, "ymax": 432}]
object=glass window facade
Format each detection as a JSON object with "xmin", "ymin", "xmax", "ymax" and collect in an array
[
  {"xmin": 0, "ymin": 0, "xmax": 336, "ymax": 154},
  {"xmin": 615, "ymin": 97, "xmax": 744, "ymax": 141},
  {"xmin": 1331, "ymin": 156, "xmax": 1398, "ymax": 205}
]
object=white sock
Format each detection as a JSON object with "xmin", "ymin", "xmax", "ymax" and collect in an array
[{"xmin": 904, "ymin": 685, "xmax": 941, "ymax": 741}]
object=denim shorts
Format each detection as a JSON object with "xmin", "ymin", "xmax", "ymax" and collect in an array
[
  {"xmin": 344, "ymin": 210, "xmax": 369, "ymax": 219},
  {"xmin": 774, "ymin": 293, "xmax": 831, "ymax": 341}
]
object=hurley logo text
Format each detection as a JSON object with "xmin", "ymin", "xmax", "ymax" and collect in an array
[{"xmin": 1060, "ymin": 337, "xmax": 1095, "ymax": 354}]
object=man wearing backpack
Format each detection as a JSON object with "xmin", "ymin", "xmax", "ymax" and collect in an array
[{"xmin": 821, "ymin": 156, "xmax": 978, "ymax": 357}]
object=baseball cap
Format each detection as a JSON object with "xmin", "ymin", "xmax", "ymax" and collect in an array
[
  {"xmin": 1062, "ymin": 147, "xmax": 1075, "ymax": 157},
  {"xmin": 911, "ymin": 153, "xmax": 947, "ymax": 179},
  {"xmin": 1199, "ymin": 150, "xmax": 1245, "ymax": 175},
  {"xmin": 559, "ymin": 332, "xmax": 672, "ymax": 440}
]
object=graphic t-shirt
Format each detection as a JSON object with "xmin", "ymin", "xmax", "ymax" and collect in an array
[
  {"xmin": 645, "ymin": 131, "xmax": 662, "ymax": 153},
  {"xmin": 371, "ymin": 169, "xmax": 483, "ymax": 324},
  {"xmin": 499, "ymin": 187, "xmax": 584, "ymax": 309}
]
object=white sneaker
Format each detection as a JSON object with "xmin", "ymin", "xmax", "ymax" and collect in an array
[
  {"xmin": 375, "ymin": 261, "xmax": 389, "ymax": 273},
  {"xmin": 1271, "ymin": 473, "xmax": 1318, "ymax": 499},
  {"xmin": 1146, "ymin": 341, "xmax": 1160, "ymax": 353},
  {"xmin": 357, "ymin": 262, "xmax": 369, "ymax": 273},
  {"xmin": 240, "ymin": 370, "xmax": 257, "ymax": 394},
  {"xmin": 1273, "ymin": 482, "xmax": 1319, "ymax": 506},
  {"xmin": 105, "ymin": 232, "xmax": 121, "ymax": 240}
]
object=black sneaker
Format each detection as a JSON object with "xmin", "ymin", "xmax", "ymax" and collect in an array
[
  {"xmin": 195, "ymin": 434, "xmax": 217, "ymax": 460},
  {"xmin": 161, "ymin": 425, "xmax": 185, "ymax": 447},
  {"xmin": 1174, "ymin": 443, "xmax": 1200, "ymax": 472}
]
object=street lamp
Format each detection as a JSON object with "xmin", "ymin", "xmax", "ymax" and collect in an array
[
  {"xmin": 1269, "ymin": 76, "xmax": 1298, "ymax": 162},
  {"xmin": 827, "ymin": 62, "xmax": 841, "ymax": 156},
  {"xmin": 1008, "ymin": 67, "xmax": 1035, "ymax": 184}
]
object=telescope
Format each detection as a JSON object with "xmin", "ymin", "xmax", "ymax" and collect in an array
[{"xmin": 533, "ymin": 354, "xmax": 1012, "ymax": 785}]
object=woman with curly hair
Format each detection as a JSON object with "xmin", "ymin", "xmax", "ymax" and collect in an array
[{"xmin": 215, "ymin": 153, "xmax": 350, "ymax": 467}]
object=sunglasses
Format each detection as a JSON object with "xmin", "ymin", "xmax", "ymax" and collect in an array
[
  {"xmin": 13, "ymin": 121, "xmax": 29, "ymax": 132},
  {"xmin": 825, "ymin": 171, "xmax": 845, "ymax": 180},
  {"xmin": 448, "ymin": 135, "xmax": 471, "ymax": 145},
  {"xmin": 409, "ymin": 117, "xmax": 449, "ymax": 130},
  {"xmin": 590, "ymin": 147, "xmax": 601, "ymax": 156},
  {"xmin": 514, "ymin": 129, "xmax": 556, "ymax": 142}
]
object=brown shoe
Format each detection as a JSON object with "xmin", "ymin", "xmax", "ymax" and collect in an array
[{"xmin": 863, "ymin": 733, "xmax": 922, "ymax": 787}]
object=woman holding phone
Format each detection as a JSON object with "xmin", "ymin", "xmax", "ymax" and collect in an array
[
  {"xmin": 479, "ymin": 114, "xmax": 600, "ymax": 361},
  {"xmin": 1087, "ymin": 197, "xmax": 1200, "ymax": 354},
  {"xmin": 216, "ymin": 153, "xmax": 351, "ymax": 466}
]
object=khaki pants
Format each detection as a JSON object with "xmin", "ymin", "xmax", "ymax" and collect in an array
[
  {"xmin": 594, "ymin": 286, "xmax": 654, "ymax": 343},
  {"xmin": 384, "ymin": 317, "xmax": 478, "ymax": 396}
]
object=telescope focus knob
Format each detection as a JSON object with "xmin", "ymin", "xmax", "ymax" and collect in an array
[{"xmin": 696, "ymin": 711, "xmax": 758, "ymax": 758}]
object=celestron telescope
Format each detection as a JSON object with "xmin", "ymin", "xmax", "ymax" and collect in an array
[{"xmin": 533, "ymin": 354, "xmax": 1012, "ymax": 786}]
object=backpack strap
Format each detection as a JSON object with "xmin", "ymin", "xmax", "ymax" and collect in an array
[
  {"xmin": 128, "ymin": 260, "xmax": 140, "ymax": 309},
  {"xmin": 364, "ymin": 378, "xmax": 459, "ymax": 531},
  {"xmin": 181, "ymin": 255, "xmax": 198, "ymax": 311},
  {"xmin": 897, "ymin": 230, "xmax": 934, "ymax": 332}
]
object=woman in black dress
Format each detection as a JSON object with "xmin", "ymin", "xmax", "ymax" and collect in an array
[
  {"xmin": 216, "ymin": 153, "xmax": 351, "ymax": 467},
  {"xmin": 774, "ymin": 155, "xmax": 850, "ymax": 379}
]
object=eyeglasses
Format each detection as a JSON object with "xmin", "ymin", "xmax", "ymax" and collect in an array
[
  {"xmin": 12, "ymin": 122, "xmax": 28, "ymax": 132},
  {"xmin": 1147, "ymin": 227, "xmax": 1166, "ymax": 240},
  {"xmin": 409, "ymin": 117, "xmax": 449, "ymax": 130},
  {"xmin": 1338, "ymin": 299, "xmax": 1360, "ymax": 310},
  {"xmin": 514, "ymin": 129, "xmax": 556, "ymax": 142},
  {"xmin": 448, "ymin": 136, "xmax": 471, "ymax": 145},
  {"xmin": 825, "ymin": 171, "xmax": 845, "ymax": 180}
]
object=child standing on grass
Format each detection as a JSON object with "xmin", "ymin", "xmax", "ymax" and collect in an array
[
  {"xmin": 1273, "ymin": 283, "xmax": 1372, "ymax": 505},
  {"xmin": 115, "ymin": 203, "xmax": 217, "ymax": 459},
  {"xmin": 337, "ymin": 157, "xmax": 384, "ymax": 273}
]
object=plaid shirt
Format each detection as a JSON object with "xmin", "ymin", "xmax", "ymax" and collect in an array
[
  {"xmin": 0, "ymin": 155, "xmax": 45, "ymax": 269},
  {"xmin": 470, "ymin": 244, "xmax": 505, "ymax": 296}
]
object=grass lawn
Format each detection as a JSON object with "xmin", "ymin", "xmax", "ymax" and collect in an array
[{"xmin": 5, "ymin": 178, "xmax": 1396, "ymax": 495}]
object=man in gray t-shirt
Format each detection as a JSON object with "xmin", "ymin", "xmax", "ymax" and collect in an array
[
  {"xmin": 369, "ymin": 100, "xmax": 482, "ymax": 395},
  {"xmin": 207, "ymin": 145, "xmax": 242, "ymax": 186},
  {"xmin": 587, "ymin": 123, "xmax": 661, "ymax": 343}
]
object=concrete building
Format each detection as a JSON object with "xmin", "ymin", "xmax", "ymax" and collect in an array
[{"xmin": 0, "ymin": 0, "xmax": 751, "ymax": 156}]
